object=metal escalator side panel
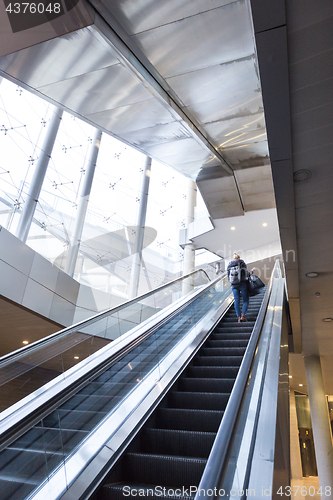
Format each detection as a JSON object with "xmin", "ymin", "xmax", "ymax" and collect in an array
[
  {"xmin": 193, "ymin": 260, "xmax": 284, "ymax": 500},
  {"xmin": 246, "ymin": 278, "xmax": 289, "ymax": 496},
  {"xmin": 197, "ymin": 263, "xmax": 288, "ymax": 499}
]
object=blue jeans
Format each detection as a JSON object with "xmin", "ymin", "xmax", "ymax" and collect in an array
[{"xmin": 232, "ymin": 282, "xmax": 249, "ymax": 318}]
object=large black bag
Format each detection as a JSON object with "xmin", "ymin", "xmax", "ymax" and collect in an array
[{"xmin": 247, "ymin": 274, "xmax": 265, "ymax": 296}]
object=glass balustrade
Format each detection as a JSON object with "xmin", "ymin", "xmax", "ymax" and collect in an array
[{"xmin": 0, "ymin": 270, "xmax": 211, "ymax": 414}]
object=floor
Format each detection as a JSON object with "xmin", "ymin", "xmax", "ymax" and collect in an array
[{"xmin": 291, "ymin": 477, "xmax": 323, "ymax": 499}]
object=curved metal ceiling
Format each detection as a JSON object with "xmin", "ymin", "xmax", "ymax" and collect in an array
[{"xmin": 0, "ymin": 0, "xmax": 275, "ymax": 219}]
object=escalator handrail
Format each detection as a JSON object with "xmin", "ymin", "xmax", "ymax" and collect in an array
[
  {"xmin": 195, "ymin": 260, "xmax": 281, "ymax": 500},
  {"xmin": 0, "ymin": 267, "xmax": 212, "ymax": 366},
  {"xmin": 0, "ymin": 270, "xmax": 228, "ymax": 442}
]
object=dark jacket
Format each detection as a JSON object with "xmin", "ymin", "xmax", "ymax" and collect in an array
[{"xmin": 227, "ymin": 259, "xmax": 248, "ymax": 285}]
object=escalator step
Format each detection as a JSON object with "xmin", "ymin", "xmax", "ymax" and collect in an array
[
  {"xmin": 194, "ymin": 355, "xmax": 243, "ymax": 366},
  {"xmin": 124, "ymin": 452, "xmax": 206, "ymax": 488},
  {"xmin": 155, "ymin": 408, "xmax": 223, "ymax": 432},
  {"xmin": 206, "ymin": 339, "xmax": 248, "ymax": 347},
  {"xmin": 168, "ymin": 391, "xmax": 230, "ymax": 410},
  {"xmin": 200, "ymin": 347, "xmax": 246, "ymax": 356},
  {"xmin": 211, "ymin": 333, "xmax": 251, "ymax": 340},
  {"xmin": 222, "ymin": 316, "xmax": 257, "ymax": 322},
  {"xmin": 178, "ymin": 377, "xmax": 235, "ymax": 393},
  {"xmin": 215, "ymin": 325, "xmax": 254, "ymax": 333},
  {"xmin": 221, "ymin": 317, "xmax": 245, "ymax": 323},
  {"xmin": 140, "ymin": 428, "xmax": 216, "ymax": 458},
  {"xmin": 186, "ymin": 366, "xmax": 238, "ymax": 379}
]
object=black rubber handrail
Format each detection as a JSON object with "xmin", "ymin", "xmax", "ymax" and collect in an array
[
  {"xmin": 0, "ymin": 268, "xmax": 212, "ymax": 366},
  {"xmin": 194, "ymin": 261, "xmax": 281, "ymax": 500}
]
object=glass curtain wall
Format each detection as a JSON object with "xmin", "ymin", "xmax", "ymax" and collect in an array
[{"xmin": 0, "ymin": 78, "xmax": 214, "ymax": 300}]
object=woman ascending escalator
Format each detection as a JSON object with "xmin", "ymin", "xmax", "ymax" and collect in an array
[{"xmin": 227, "ymin": 252, "xmax": 255, "ymax": 323}]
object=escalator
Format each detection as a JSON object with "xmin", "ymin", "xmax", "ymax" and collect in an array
[
  {"xmin": 0, "ymin": 262, "xmax": 289, "ymax": 500},
  {"xmin": 99, "ymin": 293, "xmax": 265, "ymax": 500}
]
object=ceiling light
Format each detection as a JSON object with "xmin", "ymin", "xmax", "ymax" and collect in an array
[
  {"xmin": 262, "ymin": 223, "xmax": 267, "ymax": 227},
  {"xmin": 323, "ymin": 318, "xmax": 333, "ymax": 323},
  {"xmin": 231, "ymin": 226, "xmax": 236, "ymax": 231},
  {"xmin": 22, "ymin": 340, "xmax": 29, "ymax": 345},
  {"xmin": 293, "ymin": 169, "xmax": 311, "ymax": 182},
  {"xmin": 289, "ymin": 375, "xmax": 292, "ymax": 378},
  {"xmin": 306, "ymin": 272, "xmax": 319, "ymax": 278},
  {"xmin": 74, "ymin": 356, "xmax": 79, "ymax": 360},
  {"xmin": 299, "ymin": 384, "xmax": 303, "ymax": 387}
]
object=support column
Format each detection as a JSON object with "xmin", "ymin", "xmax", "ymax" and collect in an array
[
  {"xmin": 290, "ymin": 389, "xmax": 303, "ymax": 479},
  {"xmin": 16, "ymin": 106, "xmax": 63, "ymax": 243},
  {"xmin": 128, "ymin": 156, "xmax": 152, "ymax": 299},
  {"xmin": 182, "ymin": 179, "xmax": 197, "ymax": 295},
  {"xmin": 66, "ymin": 128, "xmax": 102, "ymax": 277},
  {"xmin": 304, "ymin": 355, "xmax": 333, "ymax": 493}
]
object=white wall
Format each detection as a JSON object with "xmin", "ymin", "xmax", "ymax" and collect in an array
[{"xmin": 0, "ymin": 226, "xmax": 124, "ymax": 327}]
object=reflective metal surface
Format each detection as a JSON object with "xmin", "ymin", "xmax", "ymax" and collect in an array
[
  {"xmin": 0, "ymin": 0, "xmax": 275, "ymax": 218},
  {"xmin": 207, "ymin": 262, "xmax": 289, "ymax": 498},
  {"xmin": 102, "ymin": 0, "xmax": 239, "ymax": 37},
  {"xmin": 247, "ymin": 277, "xmax": 288, "ymax": 494}
]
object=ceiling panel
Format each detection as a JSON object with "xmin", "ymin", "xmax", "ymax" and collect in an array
[
  {"xmin": 294, "ymin": 160, "xmax": 333, "ymax": 210},
  {"xmin": 197, "ymin": 175, "xmax": 244, "ymax": 219},
  {"xmin": 144, "ymin": 138, "xmax": 215, "ymax": 166},
  {"xmin": 291, "ymin": 101, "xmax": 333, "ymax": 135},
  {"xmin": 220, "ymin": 139, "xmax": 269, "ymax": 169},
  {"xmin": 172, "ymin": 158, "xmax": 223, "ymax": 177},
  {"xmin": 120, "ymin": 121, "xmax": 192, "ymax": 148},
  {"xmin": 191, "ymin": 208, "xmax": 281, "ymax": 258},
  {"xmin": 132, "ymin": 0, "xmax": 255, "ymax": 78},
  {"xmin": 206, "ymin": 116, "xmax": 266, "ymax": 147},
  {"xmin": 235, "ymin": 165, "xmax": 275, "ymax": 211},
  {"xmin": 101, "ymin": 0, "xmax": 238, "ymax": 36},
  {"xmin": 37, "ymin": 64, "xmax": 154, "ymax": 116},
  {"xmin": 287, "ymin": 15, "xmax": 333, "ymax": 63},
  {"xmin": 85, "ymin": 98, "xmax": 177, "ymax": 135},
  {"xmin": 185, "ymin": 92, "xmax": 263, "ymax": 127},
  {"xmin": 289, "ymin": 50, "xmax": 333, "ymax": 92},
  {"xmin": 293, "ymin": 124, "xmax": 333, "ymax": 154},
  {"xmin": 290, "ymin": 78, "xmax": 333, "ymax": 116},
  {"xmin": 0, "ymin": 27, "xmax": 119, "ymax": 88},
  {"xmin": 286, "ymin": 1, "xmax": 333, "ymax": 34},
  {"xmin": 166, "ymin": 56, "xmax": 260, "ymax": 108}
]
